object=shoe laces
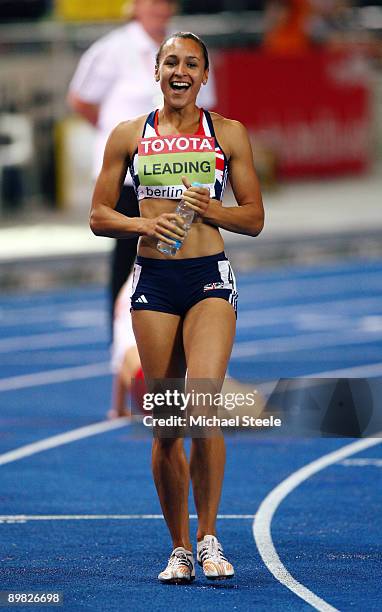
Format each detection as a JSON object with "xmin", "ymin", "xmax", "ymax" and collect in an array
[
  {"xmin": 168, "ymin": 549, "xmax": 191, "ymax": 569},
  {"xmin": 200, "ymin": 538, "xmax": 227, "ymax": 564}
]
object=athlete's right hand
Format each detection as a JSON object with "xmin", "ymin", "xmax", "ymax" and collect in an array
[{"xmin": 144, "ymin": 213, "xmax": 186, "ymax": 245}]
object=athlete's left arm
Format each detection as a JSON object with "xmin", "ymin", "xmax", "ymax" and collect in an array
[{"xmin": 183, "ymin": 120, "xmax": 264, "ymax": 237}]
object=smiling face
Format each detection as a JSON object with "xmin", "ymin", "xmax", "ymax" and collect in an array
[{"xmin": 155, "ymin": 36, "xmax": 209, "ymax": 109}]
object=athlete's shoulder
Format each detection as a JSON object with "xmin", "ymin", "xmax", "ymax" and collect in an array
[
  {"xmin": 112, "ymin": 114, "xmax": 148, "ymax": 138},
  {"xmin": 207, "ymin": 110, "xmax": 225, "ymax": 126},
  {"xmin": 208, "ymin": 112, "xmax": 248, "ymax": 158},
  {"xmin": 106, "ymin": 114, "xmax": 147, "ymax": 157},
  {"xmin": 125, "ymin": 112, "xmax": 151, "ymax": 130},
  {"xmin": 208, "ymin": 112, "xmax": 247, "ymax": 135}
]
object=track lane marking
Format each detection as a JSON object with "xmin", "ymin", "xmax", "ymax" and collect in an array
[
  {"xmin": 0, "ymin": 418, "xmax": 129, "ymax": 466},
  {"xmin": 1, "ymin": 361, "xmax": 382, "ymax": 393},
  {"xmin": 0, "ymin": 362, "xmax": 110, "ymax": 391},
  {"xmin": 0, "ymin": 330, "xmax": 107, "ymax": 352},
  {"xmin": 0, "ymin": 301, "xmax": 105, "ymax": 327},
  {"xmin": 238, "ymin": 271, "xmax": 382, "ymax": 301},
  {"xmin": 4, "ymin": 324, "xmax": 379, "ymax": 360},
  {"xmin": 253, "ymin": 435, "xmax": 382, "ymax": 612},
  {"xmin": 233, "ymin": 328, "xmax": 382, "ymax": 358},
  {"xmin": 0, "ymin": 514, "xmax": 255, "ymax": 522},
  {"xmin": 238, "ymin": 265, "xmax": 382, "ymax": 288},
  {"xmin": 237, "ymin": 296, "xmax": 382, "ymax": 329},
  {"xmin": 303, "ymin": 362, "xmax": 382, "ymax": 377},
  {"xmin": 340, "ymin": 458, "xmax": 382, "ymax": 466}
]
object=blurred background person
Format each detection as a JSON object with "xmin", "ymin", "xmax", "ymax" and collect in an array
[
  {"xmin": 309, "ymin": 0, "xmax": 381, "ymax": 57},
  {"xmin": 108, "ymin": 271, "xmax": 147, "ymax": 419},
  {"xmin": 67, "ymin": 0, "xmax": 216, "ymax": 336},
  {"xmin": 262, "ymin": 0, "xmax": 314, "ymax": 54},
  {"xmin": 262, "ymin": 0, "xmax": 380, "ymax": 57}
]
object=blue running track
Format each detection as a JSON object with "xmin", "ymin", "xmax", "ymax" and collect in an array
[{"xmin": 0, "ymin": 257, "xmax": 381, "ymax": 611}]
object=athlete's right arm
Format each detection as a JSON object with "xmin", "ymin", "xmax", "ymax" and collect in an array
[{"xmin": 90, "ymin": 122, "xmax": 185, "ymax": 243}]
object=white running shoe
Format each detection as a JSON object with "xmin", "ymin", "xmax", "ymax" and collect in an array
[
  {"xmin": 158, "ymin": 547, "xmax": 195, "ymax": 584},
  {"xmin": 197, "ymin": 535, "xmax": 234, "ymax": 580}
]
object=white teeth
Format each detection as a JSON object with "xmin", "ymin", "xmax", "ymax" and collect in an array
[{"xmin": 171, "ymin": 82, "xmax": 190, "ymax": 89}]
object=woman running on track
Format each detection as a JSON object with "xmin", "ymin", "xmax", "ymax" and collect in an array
[{"xmin": 90, "ymin": 31, "xmax": 264, "ymax": 583}]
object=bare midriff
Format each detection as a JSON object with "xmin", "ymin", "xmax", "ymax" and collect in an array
[{"xmin": 137, "ymin": 198, "xmax": 224, "ymax": 259}]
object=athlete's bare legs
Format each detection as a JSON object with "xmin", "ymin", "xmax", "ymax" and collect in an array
[
  {"xmin": 182, "ymin": 298, "xmax": 236, "ymax": 541},
  {"xmin": 132, "ymin": 299, "xmax": 235, "ymax": 548},
  {"xmin": 132, "ymin": 310, "xmax": 192, "ymax": 550}
]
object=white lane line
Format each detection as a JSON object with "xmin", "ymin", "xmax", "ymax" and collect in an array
[
  {"xmin": 237, "ymin": 296, "xmax": 382, "ymax": 329},
  {"xmin": 238, "ymin": 267, "xmax": 382, "ymax": 288},
  {"xmin": 255, "ymin": 363, "xmax": 382, "ymax": 397},
  {"xmin": 232, "ymin": 328, "xmax": 382, "ymax": 358},
  {"xmin": 305, "ymin": 362, "xmax": 382, "ymax": 378},
  {"xmin": 1, "ymin": 360, "xmax": 382, "ymax": 394},
  {"xmin": 0, "ymin": 514, "xmax": 255, "ymax": 523},
  {"xmin": 0, "ymin": 418, "xmax": 129, "ymax": 466},
  {"xmin": 0, "ymin": 330, "xmax": 107, "ymax": 353},
  {"xmin": 0, "ymin": 362, "xmax": 110, "ymax": 392},
  {"xmin": 1, "ymin": 294, "xmax": 379, "ymax": 330},
  {"xmin": 0, "ymin": 301, "xmax": 105, "ymax": 327},
  {"xmin": 6, "ymin": 350, "xmax": 109, "ymax": 366},
  {"xmin": 340, "ymin": 458, "xmax": 382, "ymax": 466},
  {"xmin": 0, "ymin": 296, "xmax": 381, "ymax": 327},
  {"xmin": 253, "ymin": 435, "xmax": 382, "ymax": 612},
  {"xmin": 238, "ymin": 271, "xmax": 382, "ymax": 301}
]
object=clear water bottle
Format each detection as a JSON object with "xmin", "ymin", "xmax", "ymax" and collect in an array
[{"xmin": 157, "ymin": 182, "xmax": 202, "ymax": 256}]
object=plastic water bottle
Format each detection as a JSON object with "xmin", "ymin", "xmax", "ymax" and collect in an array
[{"xmin": 157, "ymin": 182, "xmax": 202, "ymax": 256}]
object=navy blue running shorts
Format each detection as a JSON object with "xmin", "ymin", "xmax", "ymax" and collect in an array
[{"xmin": 130, "ymin": 252, "xmax": 238, "ymax": 317}]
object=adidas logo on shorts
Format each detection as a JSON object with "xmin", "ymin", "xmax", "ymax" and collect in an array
[{"xmin": 135, "ymin": 295, "xmax": 148, "ymax": 303}]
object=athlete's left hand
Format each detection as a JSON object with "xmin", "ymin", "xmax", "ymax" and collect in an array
[{"xmin": 181, "ymin": 176, "xmax": 210, "ymax": 216}]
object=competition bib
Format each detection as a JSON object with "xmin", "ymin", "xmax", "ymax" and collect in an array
[{"xmin": 137, "ymin": 135, "xmax": 216, "ymax": 199}]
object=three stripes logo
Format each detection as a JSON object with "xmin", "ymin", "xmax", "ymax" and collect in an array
[{"xmin": 135, "ymin": 295, "xmax": 148, "ymax": 303}]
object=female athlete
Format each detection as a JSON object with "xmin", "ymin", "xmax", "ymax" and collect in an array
[{"xmin": 90, "ymin": 31, "xmax": 264, "ymax": 583}]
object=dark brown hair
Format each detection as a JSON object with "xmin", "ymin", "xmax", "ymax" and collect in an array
[{"xmin": 155, "ymin": 31, "xmax": 209, "ymax": 70}]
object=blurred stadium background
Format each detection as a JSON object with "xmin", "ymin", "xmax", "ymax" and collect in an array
[{"xmin": 0, "ymin": 0, "xmax": 381, "ymax": 288}]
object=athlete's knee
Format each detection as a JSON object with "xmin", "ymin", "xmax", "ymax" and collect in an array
[{"xmin": 153, "ymin": 437, "xmax": 184, "ymax": 455}]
